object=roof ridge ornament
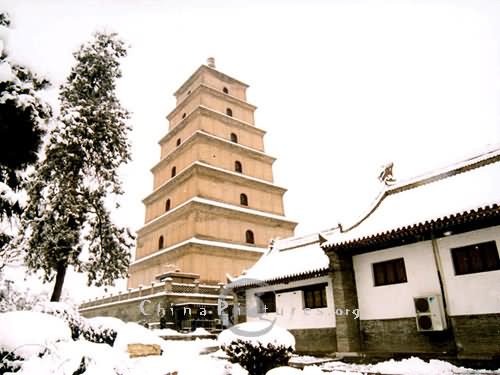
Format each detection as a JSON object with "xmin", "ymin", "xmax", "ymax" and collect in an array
[
  {"xmin": 207, "ymin": 57, "xmax": 216, "ymax": 68},
  {"xmin": 378, "ymin": 162, "xmax": 396, "ymax": 186}
]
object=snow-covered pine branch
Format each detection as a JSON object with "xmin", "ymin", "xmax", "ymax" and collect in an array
[{"xmin": 18, "ymin": 31, "xmax": 134, "ymax": 301}]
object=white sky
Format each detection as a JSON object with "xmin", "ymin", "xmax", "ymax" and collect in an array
[{"xmin": 3, "ymin": 0, "xmax": 500, "ymax": 300}]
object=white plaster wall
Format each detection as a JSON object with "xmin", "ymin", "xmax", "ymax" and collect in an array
[
  {"xmin": 353, "ymin": 241, "xmax": 442, "ymax": 320},
  {"xmin": 436, "ymin": 225, "xmax": 500, "ymax": 316},
  {"xmin": 245, "ymin": 276, "xmax": 335, "ymax": 329}
]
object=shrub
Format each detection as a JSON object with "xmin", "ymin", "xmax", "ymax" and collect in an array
[
  {"xmin": 0, "ymin": 350, "xmax": 23, "ymax": 374},
  {"xmin": 34, "ymin": 302, "xmax": 118, "ymax": 345},
  {"xmin": 82, "ymin": 325, "xmax": 117, "ymax": 346},
  {"xmin": 222, "ymin": 339, "xmax": 293, "ymax": 375}
]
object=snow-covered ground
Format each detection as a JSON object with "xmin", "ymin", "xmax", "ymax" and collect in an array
[{"xmin": 1, "ymin": 310, "xmax": 498, "ymax": 375}]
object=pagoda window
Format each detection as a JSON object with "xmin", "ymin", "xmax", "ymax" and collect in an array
[
  {"xmin": 158, "ymin": 236, "xmax": 164, "ymax": 250},
  {"xmin": 176, "ymin": 138, "xmax": 181, "ymax": 147},
  {"xmin": 171, "ymin": 166, "xmax": 177, "ymax": 177},
  {"xmin": 223, "ymin": 87, "xmax": 229, "ymax": 94},
  {"xmin": 245, "ymin": 230, "xmax": 255, "ymax": 244},
  {"xmin": 182, "ymin": 113, "xmax": 186, "ymax": 119},
  {"xmin": 165, "ymin": 199, "xmax": 171, "ymax": 212},
  {"xmin": 240, "ymin": 193, "xmax": 248, "ymax": 206},
  {"xmin": 226, "ymin": 108, "xmax": 233, "ymax": 117},
  {"xmin": 230, "ymin": 133, "xmax": 238, "ymax": 143},
  {"xmin": 234, "ymin": 161, "xmax": 242, "ymax": 173}
]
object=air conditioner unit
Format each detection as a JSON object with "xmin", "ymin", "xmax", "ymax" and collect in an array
[{"xmin": 413, "ymin": 295, "xmax": 447, "ymax": 332}]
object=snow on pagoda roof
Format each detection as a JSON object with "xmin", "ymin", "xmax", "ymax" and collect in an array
[
  {"xmin": 132, "ymin": 237, "xmax": 266, "ymax": 266},
  {"xmin": 233, "ymin": 232, "xmax": 334, "ymax": 286},
  {"xmin": 321, "ymin": 144, "xmax": 500, "ymax": 248}
]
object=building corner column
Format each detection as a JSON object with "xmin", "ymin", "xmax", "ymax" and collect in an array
[{"xmin": 328, "ymin": 250, "xmax": 361, "ymax": 354}]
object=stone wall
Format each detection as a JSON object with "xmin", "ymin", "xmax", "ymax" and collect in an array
[
  {"xmin": 80, "ymin": 294, "xmax": 172, "ymax": 324},
  {"xmin": 289, "ymin": 328, "xmax": 337, "ymax": 355},
  {"xmin": 360, "ymin": 318, "xmax": 456, "ymax": 355},
  {"xmin": 450, "ymin": 313, "xmax": 500, "ymax": 359}
]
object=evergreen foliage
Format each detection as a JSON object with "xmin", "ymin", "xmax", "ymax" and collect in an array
[
  {"xmin": 222, "ymin": 339, "xmax": 294, "ymax": 375},
  {"xmin": 19, "ymin": 31, "xmax": 134, "ymax": 301},
  {"xmin": 36, "ymin": 302, "xmax": 118, "ymax": 345},
  {"xmin": 0, "ymin": 12, "xmax": 51, "ymax": 259}
]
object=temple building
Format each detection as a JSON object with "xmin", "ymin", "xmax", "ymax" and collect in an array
[
  {"xmin": 127, "ymin": 58, "xmax": 297, "ymax": 289},
  {"xmin": 79, "ymin": 59, "xmax": 297, "ymax": 328}
]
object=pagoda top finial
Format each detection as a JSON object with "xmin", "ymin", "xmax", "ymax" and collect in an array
[{"xmin": 207, "ymin": 57, "xmax": 216, "ymax": 68}]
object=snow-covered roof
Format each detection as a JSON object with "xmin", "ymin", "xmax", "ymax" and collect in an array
[
  {"xmin": 132, "ymin": 237, "xmax": 266, "ymax": 266},
  {"xmin": 322, "ymin": 145, "xmax": 500, "ymax": 248},
  {"xmin": 233, "ymin": 232, "xmax": 334, "ymax": 286}
]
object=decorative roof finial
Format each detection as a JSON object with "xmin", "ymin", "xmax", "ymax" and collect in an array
[
  {"xmin": 207, "ymin": 57, "xmax": 216, "ymax": 68},
  {"xmin": 378, "ymin": 162, "xmax": 396, "ymax": 185}
]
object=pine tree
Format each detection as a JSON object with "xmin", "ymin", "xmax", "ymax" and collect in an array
[
  {"xmin": 0, "ymin": 12, "xmax": 52, "ymax": 265},
  {"xmin": 19, "ymin": 32, "xmax": 134, "ymax": 301}
]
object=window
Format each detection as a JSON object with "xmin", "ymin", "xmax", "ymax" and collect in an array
[
  {"xmin": 451, "ymin": 241, "xmax": 500, "ymax": 275},
  {"xmin": 176, "ymin": 138, "xmax": 181, "ymax": 147},
  {"xmin": 171, "ymin": 166, "xmax": 177, "ymax": 177},
  {"xmin": 165, "ymin": 199, "xmax": 171, "ymax": 212},
  {"xmin": 303, "ymin": 283, "xmax": 328, "ymax": 309},
  {"xmin": 226, "ymin": 108, "xmax": 233, "ymax": 117},
  {"xmin": 373, "ymin": 258, "xmax": 407, "ymax": 286},
  {"xmin": 256, "ymin": 291, "xmax": 276, "ymax": 313},
  {"xmin": 245, "ymin": 230, "xmax": 255, "ymax": 244},
  {"xmin": 240, "ymin": 193, "xmax": 248, "ymax": 206},
  {"xmin": 223, "ymin": 87, "xmax": 229, "ymax": 94},
  {"xmin": 234, "ymin": 161, "xmax": 242, "ymax": 173},
  {"xmin": 158, "ymin": 236, "xmax": 164, "ymax": 250},
  {"xmin": 230, "ymin": 133, "xmax": 238, "ymax": 143},
  {"xmin": 182, "ymin": 113, "xmax": 186, "ymax": 119}
]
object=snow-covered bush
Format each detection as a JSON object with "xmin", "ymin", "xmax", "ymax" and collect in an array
[
  {"xmin": 34, "ymin": 302, "xmax": 118, "ymax": 346},
  {"xmin": 0, "ymin": 270, "xmax": 49, "ymax": 313},
  {"xmin": 86, "ymin": 316, "xmax": 125, "ymax": 346},
  {"xmin": 34, "ymin": 302, "xmax": 85, "ymax": 340},
  {"xmin": 219, "ymin": 322, "xmax": 295, "ymax": 375},
  {"xmin": 0, "ymin": 310, "xmax": 71, "ymax": 374},
  {"xmin": 0, "ymin": 350, "xmax": 24, "ymax": 375}
]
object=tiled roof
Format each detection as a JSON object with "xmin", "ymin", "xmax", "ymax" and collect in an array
[
  {"xmin": 232, "ymin": 232, "xmax": 335, "ymax": 287},
  {"xmin": 322, "ymin": 145, "xmax": 500, "ymax": 248}
]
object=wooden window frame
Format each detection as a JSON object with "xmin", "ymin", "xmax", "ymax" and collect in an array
[
  {"xmin": 451, "ymin": 240, "xmax": 500, "ymax": 275},
  {"xmin": 303, "ymin": 283, "xmax": 328, "ymax": 309},
  {"xmin": 372, "ymin": 257, "xmax": 407, "ymax": 287}
]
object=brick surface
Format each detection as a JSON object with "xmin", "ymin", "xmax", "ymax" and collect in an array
[
  {"xmin": 451, "ymin": 314, "xmax": 500, "ymax": 357},
  {"xmin": 328, "ymin": 255, "xmax": 361, "ymax": 352},
  {"xmin": 360, "ymin": 318, "xmax": 456, "ymax": 354},
  {"xmin": 289, "ymin": 328, "xmax": 337, "ymax": 354}
]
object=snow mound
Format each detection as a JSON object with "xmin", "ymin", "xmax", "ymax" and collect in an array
[
  {"xmin": 87, "ymin": 316, "xmax": 126, "ymax": 332},
  {"xmin": 370, "ymin": 357, "xmax": 463, "ymax": 375},
  {"xmin": 153, "ymin": 328, "xmax": 181, "ymax": 336},
  {"xmin": 0, "ymin": 311, "xmax": 71, "ymax": 358},
  {"xmin": 266, "ymin": 366, "xmax": 302, "ymax": 375},
  {"xmin": 218, "ymin": 321, "xmax": 295, "ymax": 349},
  {"xmin": 188, "ymin": 327, "xmax": 211, "ymax": 335},
  {"xmin": 114, "ymin": 322, "xmax": 167, "ymax": 353},
  {"xmin": 17, "ymin": 339, "xmax": 129, "ymax": 375}
]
